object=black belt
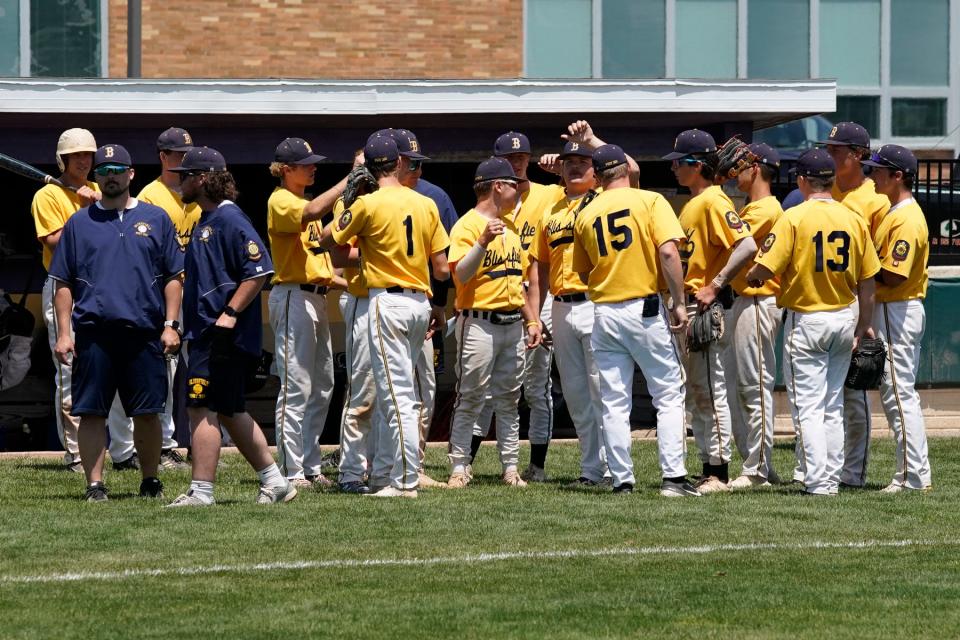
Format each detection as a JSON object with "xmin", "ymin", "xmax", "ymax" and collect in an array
[
  {"xmin": 555, "ymin": 293, "xmax": 588, "ymax": 303},
  {"xmin": 299, "ymin": 284, "xmax": 328, "ymax": 295},
  {"xmin": 385, "ymin": 286, "xmax": 421, "ymax": 294},
  {"xmin": 461, "ymin": 309, "xmax": 523, "ymax": 325}
]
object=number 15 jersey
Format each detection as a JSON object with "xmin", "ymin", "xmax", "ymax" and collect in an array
[
  {"xmin": 572, "ymin": 188, "xmax": 685, "ymax": 303},
  {"xmin": 754, "ymin": 198, "xmax": 880, "ymax": 312}
]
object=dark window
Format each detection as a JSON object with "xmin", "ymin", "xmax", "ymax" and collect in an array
[{"xmin": 30, "ymin": 0, "xmax": 101, "ymax": 77}]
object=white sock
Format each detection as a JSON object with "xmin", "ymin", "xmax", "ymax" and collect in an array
[
  {"xmin": 453, "ymin": 464, "xmax": 466, "ymax": 474},
  {"xmin": 503, "ymin": 464, "xmax": 518, "ymax": 475},
  {"xmin": 257, "ymin": 463, "xmax": 285, "ymax": 487},
  {"xmin": 188, "ymin": 480, "xmax": 214, "ymax": 503}
]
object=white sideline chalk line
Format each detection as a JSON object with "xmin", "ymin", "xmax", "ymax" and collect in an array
[{"xmin": 1, "ymin": 538, "xmax": 953, "ymax": 585}]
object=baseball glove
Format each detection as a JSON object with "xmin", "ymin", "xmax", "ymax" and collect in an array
[
  {"xmin": 688, "ymin": 301, "xmax": 725, "ymax": 352},
  {"xmin": 342, "ymin": 165, "xmax": 378, "ymax": 208},
  {"xmin": 716, "ymin": 136, "xmax": 759, "ymax": 180},
  {"xmin": 845, "ymin": 337, "xmax": 887, "ymax": 390}
]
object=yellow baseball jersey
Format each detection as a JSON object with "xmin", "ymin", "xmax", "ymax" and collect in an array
[
  {"xmin": 754, "ymin": 198, "xmax": 881, "ymax": 312},
  {"xmin": 531, "ymin": 191, "xmax": 594, "ymax": 296},
  {"xmin": 333, "ymin": 199, "xmax": 368, "ymax": 298},
  {"xmin": 330, "ymin": 185, "xmax": 449, "ymax": 292},
  {"xmin": 267, "ymin": 187, "xmax": 335, "ymax": 285},
  {"xmin": 137, "ymin": 179, "xmax": 201, "ymax": 247},
  {"xmin": 31, "ymin": 181, "xmax": 99, "ymax": 271},
  {"xmin": 449, "ymin": 209, "xmax": 525, "ymax": 311},
  {"xmin": 678, "ymin": 185, "xmax": 753, "ymax": 293},
  {"xmin": 512, "ymin": 181, "xmax": 565, "ymax": 269},
  {"xmin": 730, "ymin": 195, "xmax": 783, "ymax": 298},
  {"xmin": 572, "ymin": 188, "xmax": 685, "ymax": 304},
  {"xmin": 833, "ymin": 178, "xmax": 890, "ymax": 239},
  {"xmin": 873, "ymin": 199, "xmax": 929, "ymax": 303}
]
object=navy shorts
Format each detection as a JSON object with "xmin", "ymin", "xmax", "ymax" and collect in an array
[
  {"xmin": 186, "ymin": 329, "xmax": 257, "ymax": 417},
  {"xmin": 72, "ymin": 328, "xmax": 168, "ymax": 417}
]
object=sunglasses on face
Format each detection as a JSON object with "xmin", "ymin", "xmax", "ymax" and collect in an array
[
  {"xmin": 95, "ymin": 165, "xmax": 129, "ymax": 176},
  {"xmin": 408, "ymin": 159, "xmax": 422, "ymax": 171},
  {"xmin": 178, "ymin": 170, "xmax": 205, "ymax": 182}
]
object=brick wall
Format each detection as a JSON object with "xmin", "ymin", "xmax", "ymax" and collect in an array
[{"xmin": 108, "ymin": 0, "xmax": 522, "ymax": 79}]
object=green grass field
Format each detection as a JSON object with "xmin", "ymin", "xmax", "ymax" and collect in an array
[{"xmin": 1, "ymin": 437, "xmax": 958, "ymax": 640}]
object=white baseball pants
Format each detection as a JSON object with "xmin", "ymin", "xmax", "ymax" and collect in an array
[
  {"xmin": 876, "ymin": 299, "xmax": 931, "ymax": 489},
  {"xmin": 783, "ymin": 307, "xmax": 855, "ymax": 495},
  {"xmin": 840, "ymin": 299, "xmax": 872, "ymax": 487},
  {"xmin": 449, "ymin": 315, "xmax": 524, "ymax": 470},
  {"xmin": 552, "ymin": 297, "xmax": 607, "ymax": 482},
  {"xmin": 368, "ymin": 289, "xmax": 430, "ymax": 490},
  {"xmin": 269, "ymin": 284, "xmax": 334, "ymax": 480},
  {"xmin": 591, "ymin": 297, "xmax": 687, "ymax": 485},
  {"xmin": 415, "ymin": 338, "xmax": 437, "ymax": 471},
  {"xmin": 337, "ymin": 293, "xmax": 377, "ymax": 484},
  {"xmin": 684, "ymin": 304, "xmax": 734, "ymax": 467}
]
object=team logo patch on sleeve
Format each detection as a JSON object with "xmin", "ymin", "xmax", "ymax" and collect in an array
[
  {"xmin": 337, "ymin": 209, "xmax": 353, "ymax": 231},
  {"xmin": 134, "ymin": 221, "xmax": 152, "ymax": 237},
  {"xmin": 892, "ymin": 239, "xmax": 910, "ymax": 261},
  {"xmin": 246, "ymin": 241, "xmax": 263, "ymax": 261},
  {"xmin": 725, "ymin": 210, "xmax": 745, "ymax": 231},
  {"xmin": 760, "ymin": 232, "xmax": 776, "ymax": 253}
]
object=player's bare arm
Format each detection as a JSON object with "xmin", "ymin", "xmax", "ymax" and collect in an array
[
  {"xmin": 854, "ymin": 277, "xmax": 877, "ymax": 349},
  {"xmin": 538, "ymin": 153, "xmax": 561, "ymax": 175},
  {"xmin": 658, "ymin": 240, "xmax": 689, "ymax": 334},
  {"xmin": 52, "ymin": 281, "xmax": 74, "ymax": 365},
  {"xmin": 562, "ymin": 119, "xmax": 640, "ymax": 187},
  {"xmin": 216, "ymin": 275, "xmax": 270, "ymax": 330},
  {"xmin": 161, "ymin": 276, "xmax": 183, "ymax": 355},
  {"xmin": 329, "ymin": 244, "xmax": 359, "ymax": 268},
  {"xmin": 745, "ymin": 263, "xmax": 775, "ymax": 288},
  {"xmin": 453, "ymin": 218, "xmax": 501, "ymax": 282},
  {"xmin": 695, "ymin": 235, "xmax": 758, "ymax": 307},
  {"xmin": 878, "ymin": 268, "xmax": 908, "ymax": 287},
  {"xmin": 300, "ymin": 177, "xmax": 348, "ymax": 225}
]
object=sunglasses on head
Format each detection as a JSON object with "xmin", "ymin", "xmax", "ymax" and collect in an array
[{"xmin": 95, "ymin": 164, "xmax": 129, "ymax": 176}]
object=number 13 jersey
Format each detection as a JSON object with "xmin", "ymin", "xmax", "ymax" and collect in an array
[{"xmin": 754, "ymin": 198, "xmax": 880, "ymax": 312}]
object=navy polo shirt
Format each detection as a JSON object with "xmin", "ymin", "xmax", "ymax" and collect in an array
[
  {"xmin": 183, "ymin": 201, "xmax": 274, "ymax": 356},
  {"xmin": 414, "ymin": 178, "xmax": 459, "ymax": 233},
  {"xmin": 48, "ymin": 199, "xmax": 184, "ymax": 331}
]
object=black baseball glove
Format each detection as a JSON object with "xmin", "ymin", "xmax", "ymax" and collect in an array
[
  {"xmin": 845, "ymin": 337, "xmax": 887, "ymax": 390},
  {"xmin": 716, "ymin": 136, "xmax": 759, "ymax": 180},
  {"xmin": 688, "ymin": 301, "xmax": 725, "ymax": 352},
  {"xmin": 342, "ymin": 165, "xmax": 378, "ymax": 208}
]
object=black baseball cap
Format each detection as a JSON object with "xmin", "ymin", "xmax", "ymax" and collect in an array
[
  {"xmin": 157, "ymin": 127, "xmax": 193, "ymax": 152},
  {"xmin": 494, "ymin": 131, "xmax": 531, "ymax": 156},
  {"xmin": 558, "ymin": 140, "xmax": 593, "ymax": 159},
  {"xmin": 820, "ymin": 122, "xmax": 871, "ymax": 149},
  {"xmin": 94, "ymin": 144, "xmax": 132, "ymax": 168},
  {"xmin": 791, "ymin": 148, "xmax": 835, "ymax": 177},
  {"xmin": 364, "ymin": 136, "xmax": 399, "ymax": 166},
  {"xmin": 592, "ymin": 144, "xmax": 628, "ymax": 171},
  {"xmin": 748, "ymin": 143, "xmax": 781, "ymax": 169},
  {"xmin": 169, "ymin": 146, "xmax": 227, "ymax": 173},
  {"xmin": 392, "ymin": 129, "xmax": 429, "ymax": 160},
  {"xmin": 274, "ymin": 137, "xmax": 326, "ymax": 165},
  {"xmin": 861, "ymin": 144, "xmax": 917, "ymax": 175},
  {"xmin": 474, "ymin": 156, "xmax": 527, "ymax": 184},
  {"xmin": 662, "ymin": 129, "xmax": 718, "ymax": 160}
]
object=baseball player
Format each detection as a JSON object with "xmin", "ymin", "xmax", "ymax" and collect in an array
[
  {"xmin": 30, "ymin": 128, "xmax": 136, "ymax": 472},
  {"xmin": 664, "ymin": 129, "xmax": 757, "ymax": 493},
  {"xmin": 747, "ymin": 149, "xmax": 880, "ymax": 496},
  {"xmin": 726, "ymin": 143, "xmax": 785, "ymax": 489},
  {"xmin": 526, "ymin": 139, "xmax": 608, "ymax": 485},
  {"xmin": 446, "ymin": 157, "xmax": 541, "ymax": 488},
  {"xmin": 137, "ymin": 126, "xmax": 200, "ymax": 470},
  {"xmin": 49, "ymin": 144, "xmax": 183, "ymax": 502},
  {"xmin": 267, "ymin": 137, "xmax": 347, "ymax": 489},
  {"xmin": 861, "ymin": 145, "xmax": 932, "ymax": 492},
  {"xmin": 821, "ymin": 122, "xmax": 890, "ymax": 488},
  {"xmin": 319, "ymin": 136, "xmax": 450, "ymax": 498},
  {"xmin": 572, "ymin": 144, "xmax": 697, "ymax": 496},
  {"xmin": 166, "ymin": 147, "xmax": 296, "ymax": 507}
]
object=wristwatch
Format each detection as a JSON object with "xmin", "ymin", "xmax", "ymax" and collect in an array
[
  {"xmin": 163, "ymin": 320, "xmax": 181, "ymax": 333},
  {"xmin": 223, "ymin": 305, "xmax": 239, "ymax": 318}
]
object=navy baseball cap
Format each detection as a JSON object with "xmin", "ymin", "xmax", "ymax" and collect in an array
[
  {"xmin": 748, "ymin": 143, "xmax": 781, "ymax": 169},
  {"xmin": 169, "ymin": 146, "xmax": 227, "ymax": 173},
  {"xmin": 274, "ymin": 137, "xmax": 326, "ymax": 165},
  {"xmin": 791, "ymin": 148, "xmax": 835, "ymax": 177},
  {"xmin": 494, "ymin": 131, "xmax": 531, "ymax": 156},
  {"xmin": 94, "ymin": 144, "xmax": 132, "ymax": 168},
  {"xmin": 820, "ymin": 122, "xmax": 871, "ymax": 149},
  {"xmin": 367, "ymin": 128, "xmax": 393, "ymax": 145},
  {"xmin": 364, "ymin": 136, "xmax": 399, "ymax": 166},
  {"xmin": 662, "ymin": 129, "xmax": 718, "ymax": 160},
  {"xmin": 861, "ymin": 144, "xmax": 917, "ymax": 175},
  {"xmin": 592, "ymin": 144, "xmax": 628, "ymax": 171},
  {"xmin": 392, "ymin": 129, "xmax": 430, "ymax": 160},
  {"xmin": 157, "ymin": 127, "xmax": 193, "ymax": 152},
  {"xmin": 474, "ymin": 156, "xmax": 527, "ymax": 184},
  {"xmin": 559, "ymin": 140, "xmax": 593, "ymax": 159}
]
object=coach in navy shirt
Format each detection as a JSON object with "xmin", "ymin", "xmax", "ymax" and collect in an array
[
  {"xmin": 165, "ymin": 146, "xmax": 296, "ymax": 508},
  {"xmin": 49, "ymin": 144, "xmax": 183, "ymax": 502}
]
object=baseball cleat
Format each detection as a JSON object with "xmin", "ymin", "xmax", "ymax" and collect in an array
[
  {"xmin": 464, "ymin": 464, "xmax": 474, "ymax": 481},
  {"xmin": 766, "ymin": 468, "xmax": 783, "ymax": 485},
  {"xmin": 660, "ymin": 479, "xmax": 702, "ymax": 497},
  {"xmin": 880, "ymin": 483, "xmax": 904, "ymax": 494},
  {"xmin": 564, "ymin": 476, "xmax": 604, "ymax": 489},
  {"xmin": 729, "ymin": 475, "xmax": 771, "ymax": 490},
  {"xmin": 365, "ymin": 486, "xmax": 417, "ymax": 498},
  {"xmin": 306, "ymin": 473, "xmax": 334, "ymax": 489},
  {"xmin": 521, "ymin": 464, "xmax": 548, "ymax": 483},
  {"xmin": 502, "ymin": 469, "xmax": 528, "ymax": 487},
  {"xmin": 256, "ymin": 482, "xmax": 298, "ymax": 504},
  {"xmin": 290, "ymin": 478, "xmax": 313, "ymax": 490},
  {"xmin": 338, "ymin": 481, "xmax": 371, "ymax": 495},
  {"xmin": 159, "ymin": 448, "xmax": 189, "ymax": 470},
  {"xmin": 165, "ymin": 491, "xmax": 215, "ymax": 507},
  {"xmin": 112, "ymin": 453, "xmax": 140, "ymax": 472},
  {"xmin": 695, "ymin": 476, "xmax": 731, "ymax": 494},
  {"xmin": 84, "ymin": 482, "xmax": 109, "ymax": 503},
  {"xmin": 446, "ymin": 471, "xmax": 471, "ymax": 489},
  {"xmin": 138, "ymin": 477, "xmax": 164, "ymax": 498},
  {"xmin": 612, "ymin": 482, "xmax": 634, "ymax": 494},
  {"xmin": 417, "ymin": 472, "xmax": 446, "ymax": 489}
]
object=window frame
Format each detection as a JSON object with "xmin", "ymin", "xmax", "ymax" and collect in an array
[{"xmin": 10, "ymin": 0, "xmax": 108, "ymax": 78}]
